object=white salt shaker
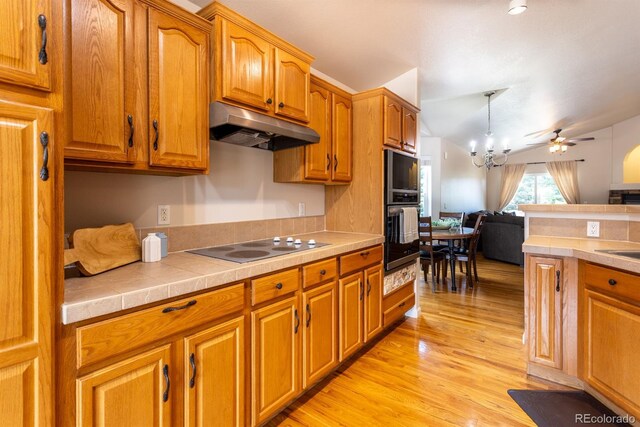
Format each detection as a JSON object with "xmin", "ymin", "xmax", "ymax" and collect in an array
[{"xmin": 142, "ymin": 233, "xmax": 161, "ymax": 262}]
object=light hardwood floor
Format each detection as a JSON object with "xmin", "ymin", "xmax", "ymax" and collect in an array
[{"xmin": 270, "ymin": 255, "xmax": 568, "ymax": 426}]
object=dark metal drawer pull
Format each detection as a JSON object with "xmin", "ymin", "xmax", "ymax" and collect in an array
[
  {"xmin": 306, "ymin": 303, "xmax": 311, "ymax": 327},
  {"xmin": 266, "ymin": 98, "xmax": 272, "ymax": 104},
  {"xmin": 163, "ymin": 364, "xmax": 170, "ymax": 402},
  {"xmin": 189, "ymin": 353, "xmax": 196, "ymax": 389},
  {"xmin": 279, "ymin": 101, "xmax": 285, "ymax": 108},
  {"xmin": 399, "ymin": 302, "xmax": 406, "ymax": 308},
  {"xmin": 275, "ymin": 282, "xmax": 283, "ymax": 290},
  {"xmin": 294, "ymin": 309, "xmax": 300, "ymax": 333},
  {"xmin": 326, "ymin": 154, "xmax": 331, "ymax": 171},
  {"xmin": 162, "ymin": 300, "xmax": 196, "ymax": 313},
  {"xmin": 608, "ymin": 279, "xmax": 617, "ymax": 286},
  {"xmin": 555, "ymin": 270, "xmax": 560, "ymax": 292},
  {"xmin": 153, "ymin": 119, "xmax": 159, "ymax": 150},
  {"xmin": 359, "ymin": 281, "xmax": 364, "ymax": 301},
  {"xmin": 334, "ymin": 154, "xmax": 338, "ymax": 171},
  {"xmin": 39, "ymin": 131, "xmax": 49, "ymax": 181},
  {"xmin": 319, "ymin": 269, "xmax": 326, "ymax": 275},
  {"xmin": 360, "ymin": 251, "xmax": 370, "ymax": 257},
  {"xmin": 367, "ymin": 278, "xmax": 371, "ymax": 296},
  {"xmin": 38, "ymin": 14, "xmax": 48, "ymax": 65},
  {"xmin": 127, "ymin": 115, "xmax": 134, "ymax": 147}
]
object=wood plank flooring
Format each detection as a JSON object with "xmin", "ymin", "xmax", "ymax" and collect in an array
[{"xmin": 270, "ymin": 255, "xmax": 568, "ymax": 426}]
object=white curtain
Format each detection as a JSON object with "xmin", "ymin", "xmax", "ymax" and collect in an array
[
  {"xmin": 546, "ymin": 160, "xmax": 580, "ymax": 204},
  {"xmin": 498, "ymin": 163, "xmax": 526, "ymax": 211}
]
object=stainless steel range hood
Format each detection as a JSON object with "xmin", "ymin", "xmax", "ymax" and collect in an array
[{"xmin": 209, "ymin": 101, "xmax": 320, "ymax": 151}]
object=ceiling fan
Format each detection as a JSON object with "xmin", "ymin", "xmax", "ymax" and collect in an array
[{"xmin": 526, "ymin": 128, "xmax": 595, "ymax": 153}]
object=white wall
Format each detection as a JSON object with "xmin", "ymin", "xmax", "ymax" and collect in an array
[
  {"xmin": 486, "ymin": 114, "xmax": 640, "ymax": 211},
  {"xmin": 382, "ymin": 68, "xmax": 419, "ymax": 107},
  {"xmin": 65, "ymin": 141, "xmax": 325, "ymax": 231},
  {"xmin": 420, "ymin": 136, "xmax": 486, "ymax": 218}
]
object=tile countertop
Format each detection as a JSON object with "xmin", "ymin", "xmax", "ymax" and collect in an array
[
  {"xmin": 523, "ymin": 236, "xmax": 640, "ymax": 274},
  {"xmin": 63, "ymin": 231, "xmax": 384, "ymax": 325}
]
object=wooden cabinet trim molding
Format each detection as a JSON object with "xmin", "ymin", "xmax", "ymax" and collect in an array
[{"xmin": 140, "ymin": 0, "xmax": 213, "ymax": 32}]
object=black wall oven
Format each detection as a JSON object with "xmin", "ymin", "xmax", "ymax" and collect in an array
[{"xmin": 384, "ymin": 150, "xmax": 420, "ymax": 271}]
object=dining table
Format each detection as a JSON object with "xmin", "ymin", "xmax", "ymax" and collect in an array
[{"xmin": 429, "ymin": 226, "xmax": 475, "ymax": 291}]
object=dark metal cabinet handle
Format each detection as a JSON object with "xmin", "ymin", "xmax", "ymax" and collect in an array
[
  {"xmin": 266, "ymin": 98, "xmax": 272, "ymax": 104},
  {"xmin": 279, "ymin": 102, "xmax": 285, "ymax": 108},
  {"xmin": 162, "ymin": 300, "xmax": 196, "ymax": 313},
  {"xmin": 359, "ymin": 281, "xmax": 364, "ymax": 301},
  {"xmin": 275, "ymin": 282, "xmax": 283, "ymax": 290},
  {"xmin": 163, "ymin": 364, "xmax": 170, "ymax": 402},
  {"xmin": 360, "ymin": 251, "xmax": 370, "ymax": 258},
  {"xmin": 326, "ymin": 154, "xmax": 331, "ymax": 171},
  {"xmin": 334, "ymin": 154, "xmax": 338, "ymax": 171},
  {"xmin": 39, "ymin": 131, "xmax": 49, "ymax": 181},
  {"xmin": 608, "ymin": 279, "xmax": 617, "ymax": 286},
  {"xmin": 367, "ymin": 278, "xmax": 371, "ymax": 296},
  {"xmin": 555, "ymin": 270, "xmax": 560, "ymax": 292},
  {"xmin": 38, "ymin": 14, "xmax": 48, "ymax": 65},
  {"xmin": 153, "ymin": 119, "xmax": 159, "ymax": 150},
  {"xmin": 127, "ymin": 115, "xmax": 134, "ymax": 147},
  {"xmin": 319, "ymin": 269, "xmax": 326, "ymax": 276},
  {"xmin": 189, "ymin": 353, "xmax": 196, "ymax": 389},
  {"xmin": 399, "ymin": 302, "xmax": 406, "ymax": 308},
  {"xmin": 294, "ymin": 309, "xmax": 300, "ymax": 333},
  {"xmin": 306, "ymin": 303, "xmax": 311, "ymax": 327}
]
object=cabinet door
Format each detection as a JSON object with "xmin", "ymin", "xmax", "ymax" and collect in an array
[
  {"xmin": 251, "ymin": 296, "xmax": 300, "ymax": 425},
  {"xmin": 331, "ymin": 93, "xmax": 352, "ymax": 183},
  {"xmin": 221, "ymin": 19, "xmax": 272, "ymax": 111},
  {"xmin": 402, "ymin": 107, "xmax": 417, "ymax": 154},
  {"xmin": 77, "ymin": 346, "xmax": 172, "ymax": 426},
  {"xmin": 364, "ymin": 265, "xmax": 383, "ymax": 342},
  {"xmin": 0, "ymin": 100, "xmax": 53, "ymax": 426},
  {"xmin": 584, "ymin": 290, "xmax": 640, "ymax": 416},
  {"xmin": 383, "ymin": 96, "xmax": 402, "ymax": 149},
  {"xmin": 528, "ymin": 257, "xmax": 562, "ymax": 369},
  {"xmin": 184, "ymin": 316, "xmax": 244, "ymax": 427},
  {"xmin": 304, "ymin": 82, "xmax": 331, "ymax": 181},
  {"xmin": 274, "ymin": 48, "xmax": 310, "ymax": 122},
  {"xmin": 339, "ymin": 273, "xmax": 363, "ymax": 361},
  {"xmin": 302, "ymin": 282, "xmax": 337, "ymax": 389},
  {"xmin": 66, "ymin": 0, "xmax": 136, "ymax": 163},
  {"xmin": 0, "ymin": 0, "xmax": 51, "ymax": 90},
  {"xmin": 148, "ymin": 8, "xmax": 209, "ymax": 170}
]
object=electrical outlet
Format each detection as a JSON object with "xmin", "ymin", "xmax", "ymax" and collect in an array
[
  {"xmin": 587, "ymin": 221, "xmax": 600, "ymax": 237},
  {"xmin": 158, "ymin": 205, "xmax": 170, "ymax": 225},
  {"xmin": 298, "ymin": 202, "xmax": 306, "ymax": 217}
]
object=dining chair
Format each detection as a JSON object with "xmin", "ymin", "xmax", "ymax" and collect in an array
[
  {"xmin": 439, "ymin": 211, "xmax": 465, "ymax": 248},
  {"xmin": 443, "ymin": 214, "xmax": 486, "ymax": 288},
  {"xmin": 419, "ymin": 216, "xmax": 447, "ymax": 292}
]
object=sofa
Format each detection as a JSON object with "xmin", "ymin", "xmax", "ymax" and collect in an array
[{"xmin": 465, "ymin": 211, "xmax": 525, "ymax": 266}]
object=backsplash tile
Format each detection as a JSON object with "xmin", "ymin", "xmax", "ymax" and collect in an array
[
  {"xmin": 630, "ymin": 222, "xmax": 640, "ymax": 243},
  {"xmin": 529, "ymin": 217, "xmax": 630, "ymax": 241},
  {"xmin": 141, "ymin": 216, "xmax": 326, "ymax": 253}
]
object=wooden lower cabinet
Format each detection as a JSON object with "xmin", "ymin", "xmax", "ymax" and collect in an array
[
  {"xmin": 184, "ymin": 316, "xmax": 244, "ymax": 427},
  {"xmin": 364, "ymin": 265, "xmax": 383, "ymax": 342},
  {"xmin": 527, "ymin": 256, "xmax": 563, "ymax": 369},
  {"xmin": 251, "ymin": 296, "xmax": 300, "ymax": 425},
  {"xmin": 77, "ymin": 345, "xmax": 172, "ymax": 426},
  {"xmin": 339, "ymin": 273, "xmax": 363, "ymax": 361},
  {"xmin": 302, "ymin": 282, "xmax": 338, "ymax": 388}
]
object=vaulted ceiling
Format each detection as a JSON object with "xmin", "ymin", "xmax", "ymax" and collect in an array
[{"xmin": 185, "ymin": 0, "xmax": 640, "ymax": 152}]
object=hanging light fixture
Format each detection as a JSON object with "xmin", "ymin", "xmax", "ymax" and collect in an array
[
  {"xmin": 508, "ymin": 0, "xmax": 527, "ymax": 15},
  {"xmin": 470, "ymin": 91, "xmax": 511, "ymax": 171}
]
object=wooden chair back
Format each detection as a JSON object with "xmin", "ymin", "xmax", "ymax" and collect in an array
[
  {"xmin": 467, "ymin": 214, "xmax": 487, "ymax": 254},
  {"xmin": 418, "ymin": 216, "xmax": 434, "ymax": 248}
]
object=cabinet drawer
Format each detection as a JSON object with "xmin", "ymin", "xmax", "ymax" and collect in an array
[
  {"xmin": 252, "ymin": 268, "xmax": 299, "ymax": 306},
  {"xmin": 383, "ymin": 292, "xmax": 415, "ymax": 327},
  {"xmin": 383, "ymin": 280, "xmax": 414, "ymax": 311},
  {"xmin": 77, "ymin": 283, "xmax": 244, "ymax": 369},
  {"xmin": 339, "ymin": 246, "xmax": 382, "ymax": 276},
  {"xmin": 303, "ymin": 258, "xmax": 337, "ymax": 289},
  {"xmin": 584, "ymin": 263, "xmax": 640, "ymax": 303}
]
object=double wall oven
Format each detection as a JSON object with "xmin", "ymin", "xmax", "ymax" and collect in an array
[{"xmin": 384, "ymin": 150, "xmax": 420, "ymax": 272}]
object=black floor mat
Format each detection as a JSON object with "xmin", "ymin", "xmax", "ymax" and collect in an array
[{"xmin": 508, "ymin": 390, "xmax": 633, "ymax": 426}]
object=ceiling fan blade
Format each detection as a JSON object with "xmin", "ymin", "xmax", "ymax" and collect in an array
[
  {"xmin": 563, "ymin": 143, "xmax": 577, "ymax": 146},
  {"xmin": 526, "ymin": 142, "xmax": 549, "ymax": 146},
  {"xmin": 565, "ymin": 137, "xmax": 595, "ymax": 142}
]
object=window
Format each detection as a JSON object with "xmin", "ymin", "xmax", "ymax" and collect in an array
[
  {"xmin": 505, "ymin": 173, "xmax": 565, "ymax": 211},
  {"xmin": 419, "ymin": 159, "xmax": 431, "ymax": 216}
]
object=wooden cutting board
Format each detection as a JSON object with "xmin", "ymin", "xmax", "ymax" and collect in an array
[{"xmin": 68, "ymin": 223, "xmax": 141, "ymax": 276}]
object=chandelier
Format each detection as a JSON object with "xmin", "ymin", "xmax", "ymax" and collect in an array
[{"xmin": 469, "ymin": 91, "xmax": 511, "ymax": 171}]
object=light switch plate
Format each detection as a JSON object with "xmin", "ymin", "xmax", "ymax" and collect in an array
[{"xmin": 587, "ymin": 221, "xmax": 600, "ymax": 237}]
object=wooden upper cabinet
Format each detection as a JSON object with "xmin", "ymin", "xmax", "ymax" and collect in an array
[
  {"xmin": 332, "ymin": 93, "xmax": 352, "ymax": 182},
  {"xmin": 339, "ymin": 273, "xmax": 363, "ymax": 362},
  {"xmin": 402, "ymin": 107, "xmax": 417, "ymax": 154},
  {"xmin": 184, "ymin": 316, "xmax": 244, "ymax": 427},
  {"xmin": 77, "ymin": 346, "xmax": 172, "ymax": 426},
  {"xmin": 0, "ymin": 100, "xmax": 53, "ymax": 426},
  {"xmin": 304, "ymin": 82, "xmax": 331, "ymax": 181},
  {"xmin": 66, "ymin": 0, "xmax": 136, "ymax": 163},
  {"xmin": 148, "ymin": 8, "xmax": 209, "ymax": 170},
  {"xmin": 384, "ymin": 96, "xmax": 402, "ymax": 149},
  {"xmin": 220, "ymin": 20, "xmax": 272, "ymax": 112},
  {"xmin": 274, "ymin": 48, "xmax": 310, "ymax": 122},
  {"xmin": 528, "ymin": 256, "xmax": 563, "ymax": 369},
  {"xmin": 0, "ymin": 0, "xmax": 51, "ymax": 90},
  {"xmin": 251, "ymin": 296, "xmax": 300, "ymax": 425},
  {"xmin": 364, "ymin": 264, "xmax": 383, "ymax": 342}
]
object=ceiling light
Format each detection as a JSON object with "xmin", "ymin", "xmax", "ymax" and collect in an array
[
  {"xmin": 469, "ymin": 91, "xmax": 511, "ymax": 171},
  {"xmin": 508, "ymin": 0, "xmax": 527, "ymax": 15}
]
